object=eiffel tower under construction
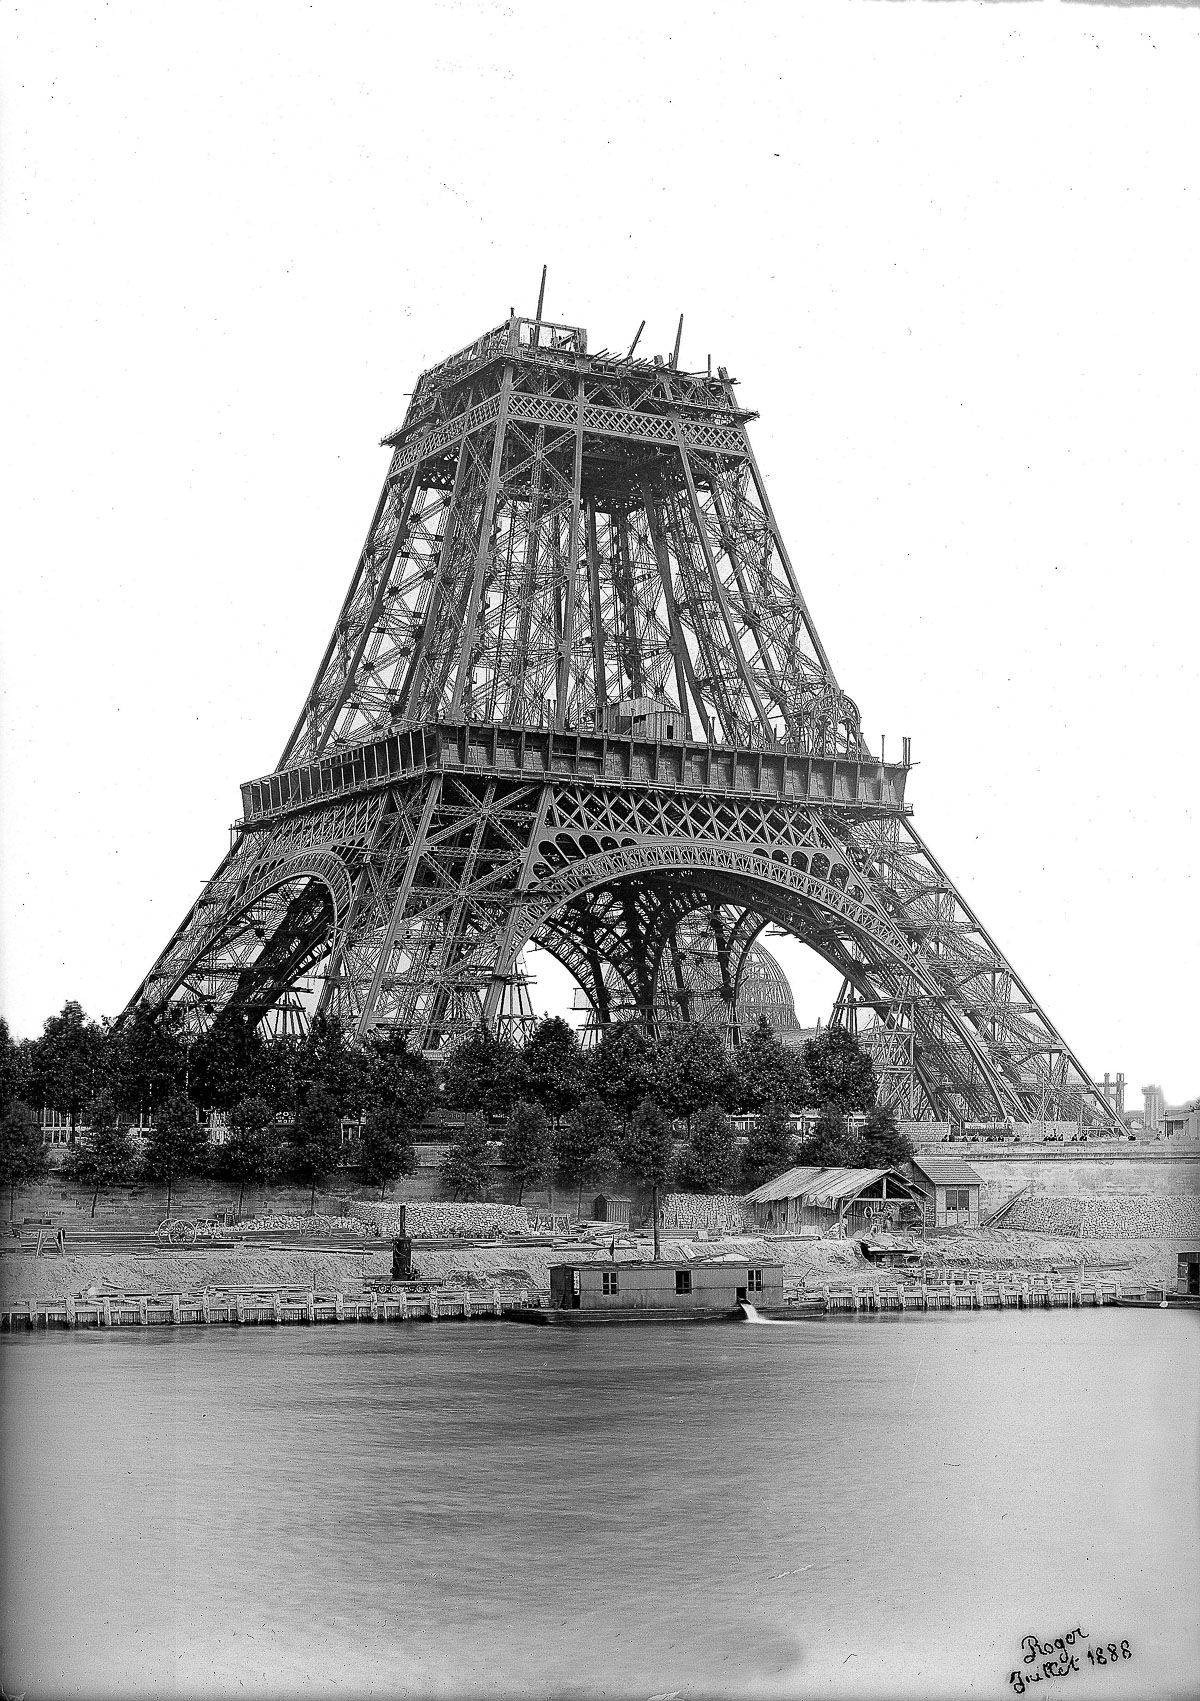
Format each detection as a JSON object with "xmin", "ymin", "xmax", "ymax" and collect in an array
[{"xmin": 124, "ymin": 288, "xmax": 1121, "ymax": 1131}]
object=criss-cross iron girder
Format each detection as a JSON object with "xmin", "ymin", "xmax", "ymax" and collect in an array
[{"xmin": 124, "ymin": 311, "xmax": 1121, "ymax": 1133}]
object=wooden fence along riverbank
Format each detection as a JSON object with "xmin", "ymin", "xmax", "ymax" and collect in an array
[
  {"xmin": 817, "ymin": 1276, "xmax": 1167, "ymax": 1312},
  {"xmin": 0, "ymin": 1285, "xmax": 535, "ymax": 1332},
  {"xmin": 1, "ymin": 1275, "xmax": 1173, "ymax": 1331}
]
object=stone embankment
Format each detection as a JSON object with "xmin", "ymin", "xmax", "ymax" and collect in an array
[{"xmin": 1001, "ymin": 1194, "xmax": 1200, "ymax": 1238}]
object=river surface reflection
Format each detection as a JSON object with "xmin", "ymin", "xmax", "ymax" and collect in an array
[{"xmin": 2, "ymin": 1309, "xmax": 1197, "ymax": 1698}]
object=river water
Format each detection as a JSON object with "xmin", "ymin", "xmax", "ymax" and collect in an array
[{"xmin": 2, "ymin": 1310, "xmax": 1197, "ymax": 1699}]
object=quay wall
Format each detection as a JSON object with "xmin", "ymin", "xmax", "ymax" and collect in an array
[{"xmin": 941, "ymin": 1147, "xmax": 1200, "ymax": 1216}]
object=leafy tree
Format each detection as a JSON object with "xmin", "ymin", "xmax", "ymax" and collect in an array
[
  {"xmin": 0, "ymin": 1100, "xmax": 48, "ymax": 1218},
  {"xmin": 62, "ymin": 1092, "xmax": 137, "ymax": 1218},
  {"xmin": 442, "ymin": 1026, "xmax": 525, "ymax": 1119},
  {"xmin": 255, "ymin": 1034, "xmax": 301, "ymax": 1119},
  {"xmin": 103, "ymin": 1002, "xmax": 187, "ymax": 1122},
  {"xmin": 802, "ymin": 1025, "xmax": 876, "ymax": 1116},
  {"xmin": 217, "ymin": 1095, "xmax": 282, "ymax": 1216},
  {"xmin": 0, "ymin": 1016, "xmax": 30, "ymax": 1114},
  {"xmin": 26, "ymin": 1000, "xmax": 106, "ymax": 1132},
  {"xmin": 555, "ymin": 1092, "xmax": 618, "ymax": 1216},
  {"xmin": 292, "ymin": 1084, "xmax": 344, "ymax": 1212},
  {"xmin": 354, "ymin": 1031, "xmax": 431, "ymax": 1201},
  {"xmin": 741, "ymin": 1098, "xmax": 797, "ymax": 1190},
  {"xmin": 797, "ymin": 1102, "xmax": 857, "ymax": 1168},
  {"xmin": 188, "ymin": 1009, "xmax": 266, "ymax": 1114},
  {"xmin": 859, "ymin": 1104, "xmax": 913, "ymax": 1169},
  {"xmin": 734, "ymin": 1017, "xmax": 807, "ymax": 1113},
  {"xmin": 144, "ymin": 1092, "xmax": 208, "ymax": 1215},
  {"xmin": 359, "ymin": 1102, "xmax": 419, "ymax": 1201},
  {"xmin": 623, "ymin": 1095, "xmax": 675, "ymax": 1260},
  {"xmin": 650, "ymin": 1023, "xmax": 736, "ymax": 1134},
  {"xmin": 520, "ymin": 1018, "xmax": 586, "ymax": 1119},
  {"xmin": 676, "ymin": 1103, "xmax": 739, "ymax": 1195},
  {"xmin": 501, "ymin": 1099, "xmax": 551, "ymax": 1204},
  {"xmin": 296, "ymin": 1014, "xmax": 367, "ymax": 1118},
  {"xmin": 440, "ymin": 1114, "xmax": 495, "ymax": 1201},
  {"xmin": 361, "ymin": 1030, "xmax": 435, "ymax": 1127},
  {"xmin": 585, "ymin": 1023, "xmax": 652, "ymax": 1130}
]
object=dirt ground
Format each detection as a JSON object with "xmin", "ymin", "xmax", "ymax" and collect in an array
[{"xmin": 3, "ymin": 1226, "xmax": 1190, "ymax": 1305}]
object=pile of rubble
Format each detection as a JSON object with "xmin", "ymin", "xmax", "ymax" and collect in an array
[
  {"xmin": 1003, "ymin": 1193, "xmax": 1200, "ymax": 1238},
  {"xmin": 244, "ymin": 1213, "xmax": 369, "ymax": 1235},
  {"xmin": 349, "ymin": 1201, "xmax": 532, "ymax": 1239}
]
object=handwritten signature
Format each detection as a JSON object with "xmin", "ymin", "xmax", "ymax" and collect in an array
[{"xmin": 1008, "ymin": 1628, "xmax": 1132, "ymax": 1691}]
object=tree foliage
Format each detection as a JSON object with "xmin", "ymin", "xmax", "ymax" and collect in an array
[
  {"xmin": 62, "ymin": 1092, "xmax": 137, "ymax": 1217},
  {"xmin": 584, "ymin": 1023, "xmax": 652, "ymax": 1125},
  {"xmin": 676, "ymin": 1103, "xmax": 739, "ymax": 1195},
  {"xmin": 440, "ymin": 1114, "xmax": 495, "ymax": 1201},
  {"xmin": 359, "ymin": 1102, "xmax": 419, "ymax": 1201},
  {"xmin": 442, "ymin": 1027, "xmax": 525, "ymax": 1118},
  {"xmin": 0, "ymin": 1100, "xmax": 48, "ymax": 1215},
  {"xmin": 520, "ymin": 1017, "xmax": 586, "ymax": 1118},
  {"xmin": 216, "ymin": 1096, "xmax": 282, "ymax": 1215},
  {"xmin": 296, "ymin": 1015, "xmax": 367, "ymax": 1118},
  {"xmin": 500, "ymin": 1099, "xmax": 550, "ymax": 1204},
  {"xmin": 189, "ymin": 1010, "xmax": 266, "ymax": 1114},
  {"xmin": 622, "ymin": 1096, "xmax": 675, "ymax": 1258},
  {"xmin": 0, "ymin": 1017, "xmax": 30, "ymax": 1115},
  {"xmin": 797, "ymin": 1102, "xmax": 855, "ymax": 1167},
  {"xmin": 802, "ymin": 1025, "xmax": 876, "ymax": 1116},
  {"xmin": 741, "ymin": 1098, "xmax": 797, "ymax": 1190},
  {"xmin": 649, "ymin": 1024, "xmax": 735, "ymax": 1129},
  {"xmin": 26, "ymin": 1001, "xmax": 106, "ymax": 1130},
  {"xmin": 555, "ymin": 1092, "xmax": 618, "ymax": 1214},
  {"xmin": 734, "ymin": 1017, "xmax": 807, "ymax": 1113},
  {"xmin": 858, "ymin": 1104, "xmax": 913, "ymax": 1169},
  {"xmin": 144, "ymin": 1091, "xmax": 208, "ymax": 1214},
  {"xmin": 292, "ymin": 1084, "xmax": 343, "ymax": 1210}
]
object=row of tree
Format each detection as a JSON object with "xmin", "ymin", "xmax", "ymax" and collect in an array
[{"xmin": 0, "ymin": 999, "xmax": 911, "ymax": 1223}]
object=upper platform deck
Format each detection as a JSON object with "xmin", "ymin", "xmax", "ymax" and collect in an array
[{"xmin": 238, "ymin": 717, "xmax": 911, "ymax": 828}]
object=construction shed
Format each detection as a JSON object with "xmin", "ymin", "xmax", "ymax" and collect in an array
[
  {"xmin": 592, "ymin": 1194, "xmax": 631, "ymax": 1226},
  {"xmin": 549, "ymin": 1259, "xmax": 783, "ymax": 1313},
  {"xmin": 908, "ymin": 1157, "xmax": 983, "ymax": 1229},
  {"xmin": 741, "ymin": 1167, "xmax": 923, "ymax": 1237}
]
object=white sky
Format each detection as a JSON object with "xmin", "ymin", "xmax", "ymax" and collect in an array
[{"xmin": 1, "ymin": 1, "xmax": 1196, "ymax": 1106}]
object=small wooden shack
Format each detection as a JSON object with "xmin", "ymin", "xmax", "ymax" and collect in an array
[
  {"xmin": 592, "ymin": 1194, "xmax": 631, "ymax": 1226},
  {"xmin": 909, "ymin": 1157, "xmax": 983, "ymax": 1229},
  {"xmin": 549, "ymin": 1259, "xmax": 784, "ymax": 1313},
  {"xmin": 1177, "ymin": 1251, "xmax": 1200, "ymax": 1296}
]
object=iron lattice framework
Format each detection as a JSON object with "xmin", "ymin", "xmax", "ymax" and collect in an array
[{"xmin": 124, "ymin": 310, "xmax": 1121, "ymax": 1131}]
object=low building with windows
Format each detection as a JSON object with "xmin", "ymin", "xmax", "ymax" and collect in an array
[
  {"xmin": 740, "ymin": 1166, "xmax": 924, "ymax": 1237},
  {"xmin": 548, "ymin": 1259, "xmax": 784, "ymax": 1313},
  {"xmin": 908, "ymin": 1157, "xmax": 983, "ymax": 1229}
]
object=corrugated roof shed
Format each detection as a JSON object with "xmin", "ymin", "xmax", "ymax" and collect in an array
[
  {"xmin": 911, "ymin": 1157, "xmax": 983, "ymax": 1188},
  {"xmin": 743, "ymin": 1166, "xmax": 903, "ymax": 1206}
]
